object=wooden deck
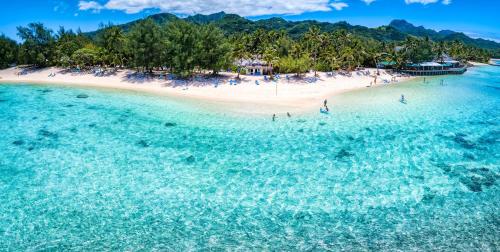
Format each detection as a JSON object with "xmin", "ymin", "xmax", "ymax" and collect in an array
[{"xmin": 401, "ymin": 67, "xmax": 467, "ymax": 76}]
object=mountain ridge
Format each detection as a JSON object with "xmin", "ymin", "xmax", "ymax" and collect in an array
[{"xmin": 88, "ymin": 12, "xmax": 500, "ymax": 50}]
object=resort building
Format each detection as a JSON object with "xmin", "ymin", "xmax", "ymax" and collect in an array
[
  {"xmin": 238, "ymin": 59, "xmax": 272, "ymax": 75},
  {"xmin": 376, "ymin": 61, "xmax": 397, "ymax": 69},
  {"xmin": 401, "ymin": 61, "xmax": 467, "ymax": 76},
  {"xmin": 489, "ymin": 58, "xmax": 500, "ymax": 66}
]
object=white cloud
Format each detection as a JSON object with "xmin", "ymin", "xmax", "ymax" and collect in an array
[
  {"xmin": 78, "ymin": 0, "xmax": 452, "ymax": 15},
  {"xmin": 404, "ymin": 0, "xmax": 438, "ymax": 4},
  {"xmin": 78, "ymin": 1, "xmax": 104, "ymax": 13},
  {"xmin": 53, "ymin": 0, "xmax": 70, "ymax": 13},
  {"xmin": 404, "ymin": 0, "xmax": 452, "ymax": 5},
  {"xmin": 81, "ymin": 0, "xmax": 334, "ymax": 16},
  {"xmin": 330, "ymin": 1, "xmax": 348, "ymax": 11}
]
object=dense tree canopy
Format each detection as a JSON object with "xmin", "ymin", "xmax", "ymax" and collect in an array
[
  {"xmin": 127, "ymin": 19, "xmax": 163, "ymax": 72},
  {"xmin": 16, "ymin": 23, "xmax": 55, "ymax": 66},
  {"xmin": 54, "ymin": 27, "xmax": 91, "ymax": 67},
  {"xmin": 0, "ymin": 35, "xmax": 17, "ymax": 69},
  {"xmin": 97, "ymin": 25, "xmax": 127, "ymax": 67}
]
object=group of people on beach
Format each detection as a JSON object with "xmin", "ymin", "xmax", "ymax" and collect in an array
[{"xmin": 272, "ymin": 112, "xmax": 292, "ymax": 121}]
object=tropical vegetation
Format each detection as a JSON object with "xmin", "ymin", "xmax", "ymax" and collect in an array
[{"xmin": 0, "ymin": 13, "xmax": 495, "ymax": 78}]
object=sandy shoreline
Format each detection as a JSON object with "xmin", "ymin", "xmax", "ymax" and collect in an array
[
  {"xmin": 0, "ymin": 66, "xmax": 414, "ymax": 114},
  {"xmin": 469, "ymin": 61, "xmax": 489, "ymax": 66}
]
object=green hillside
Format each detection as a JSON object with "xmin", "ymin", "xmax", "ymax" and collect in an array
[{"xmin": 88, "ymin": 12, "xmax": 500, "ymax": 50}]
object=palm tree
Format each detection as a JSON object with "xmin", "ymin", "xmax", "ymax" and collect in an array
[
  {"xmin": 250, "ymin": 29, "xmax": 267, "ymax": 57},
  {"xmin": 324, "ymin": 45, "xmax": 340, "ymax": 72},
  {"xmin": 351, "ymin": 38, "xmax": 367, "ymax": 69},
  {"xmin": 100, "ymin": 26, "xmax": 126, "ymax": 68},
  {"xmin": 434, "ymin": 41, "xmax": 447, "ymax": 63},
  {"xmin": 304, "ymin": 26, "xmax": 323, "ymax": 77},
  {"xmin": 403, "ymin": 36, "xmax": 418, "ymax": 62},
  {"xmin": 263, "ymin": 46, "xmax": 279, "ymax": 78},
  {"xmin": 341, "ymin": 47, "xmax": 355, "ymax": 71},
  {"xmin": 232, "ymin": 36, "xmax": 250, "ymax": 79}
]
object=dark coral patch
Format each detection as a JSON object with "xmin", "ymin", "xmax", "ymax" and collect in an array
[
  {"xmin": 38, "ymin": 129, "xmax": 58, "ymax": 139},
  {"xmin": 12, "ymin": 140, "xmax": 25, "ymax": 146},
  {"xmin": 336, "ymin": 149, "xmax": 354, "ymax": 159},
  {"xmin": 186, "ymin": 155, "xmax": 196, "ymax": 163},
  {"xmin": 39, "ymin": 89, "xmax": 52, "ymax": 93},
  {"xmin": 136, "ymin": 140, "xmax": 149, "ymax": 148},
  {"xmin": 460, "ymin": 176, "xmax": 483, "ymax": 192},
  {"xmin": 453, "ymin": 134, "xmax": 476, "ymax": 149},
  {"xmin": 77, "ymin": 94, "xmax": 89, "ymax": 99},
  {"xmin": 164, "ymin": 122, "xmax": 177, "ymax": 127},
  {"xmin": 477, "ymin": 130, "xmax": 500, "ymax": 145}
]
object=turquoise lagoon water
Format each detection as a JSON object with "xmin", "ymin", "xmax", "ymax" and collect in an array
[{"xmin": 0, "ymin": 66, "xmax": 499, "ymax": 250}]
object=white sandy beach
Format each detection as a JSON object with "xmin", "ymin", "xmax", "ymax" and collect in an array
[
  {"xmin": 0, "ymin": 66, "xmax": 413, "ymax": 114},
  {"xmin": 469, "ymin": 61, "xmax": 489, "ymax": 66}
]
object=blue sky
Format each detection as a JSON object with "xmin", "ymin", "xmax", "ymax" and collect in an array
[{"xmin": 1, "ymin": 0, "xmax": 499, "ymax": 42}]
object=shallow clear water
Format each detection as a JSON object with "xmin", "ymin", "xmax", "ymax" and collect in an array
[{"xmin": 0, "ymin": 66, "xmax": 499, "ymax": 251}]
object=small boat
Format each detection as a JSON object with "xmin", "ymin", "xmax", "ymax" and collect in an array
[
  {"xmin": 399, "ymin": 99, "xmax": 407, "ymax": 104},
  {"xmin": 320, "ymin": 108, "xmax": 329, "ymax": 114}
]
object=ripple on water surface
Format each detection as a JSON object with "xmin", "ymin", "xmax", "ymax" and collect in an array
[{"xmin": 0, "ymin": 67, "xmax": 499, "ymax": 250}]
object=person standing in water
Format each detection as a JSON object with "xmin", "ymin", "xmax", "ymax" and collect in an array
[
  {"xmin": 272, "ymin": 114, "xmax": 276, "ymax": 121},
  {"xmin": 287, "ymin": 112, "xmax": 291, "ymax": 118}
]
